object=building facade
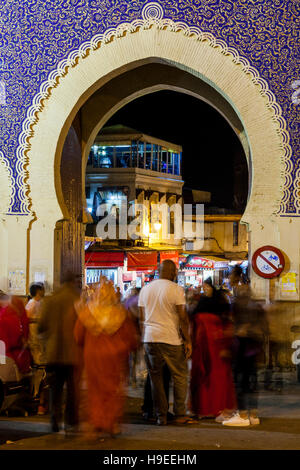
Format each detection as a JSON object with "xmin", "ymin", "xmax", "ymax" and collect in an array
[
  {"xmin": 85, "ymin": 125, "xmax": 184, "ymax": 289},
  {"xmin": 84, "ymin": 125, "xmax": 248, "ymax": 291}
]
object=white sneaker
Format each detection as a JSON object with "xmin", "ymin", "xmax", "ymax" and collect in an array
[
  {"xmin": 215, "ymin": 412, "xmax": 233, "ymax": 423},
  {"xmin": 222, "ymin": 412, "xmax": 250, "ymax": 426}
]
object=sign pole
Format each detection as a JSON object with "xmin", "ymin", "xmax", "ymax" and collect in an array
[
  {"xmin": 265, "ymin": 278, "xmax": 270, "ymax": 305},
  {"xmin": 265, "ymin": 279, "xmax": 270, "ymax": 369}
]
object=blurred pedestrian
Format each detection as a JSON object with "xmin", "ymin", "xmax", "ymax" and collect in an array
[
  {"xmin": 38, "ymin": 272, "xmax": 81, "ymax": 433},
  {"xmin": 124, "ymin": 287, "xmax": 141, "ymax": 387},
  {"xmin": 139, "ymin": 259, "xmax": 193, "ymax": 426},
  {"xmin": 223, "ymin": 284, "xmax": 267, "ymax": 426},
  {"xmin": 25, "ymin": 283, "xmax": 47, "ymax": 414},
  {"xmin": 0, "ymin": 295, "xmax": 31, "ymax": 374},
  {"xmin": 229, "ymin": 265, "xmax": 244, "ymax": 296},
  {"xmin": 186, "ymin": 287, "xmax": 201, "ymax": 316},
  {"xmin": 116, "ymin": 286, "xmax": 122, "ymax": 302},
  {"xmin": 264, "ymin": 282, "xmax": 284, "ymax": 391},
  {"xmin": 0, "ymin": 291, "xmax": 9, "ymax": 311},
  {"xmin": 74, "ymin": 278, "xmax": 138, "ymax": 438},
  {"xmin": 190, "ymin": 278, "xmax": 236, "ymax": 421}
]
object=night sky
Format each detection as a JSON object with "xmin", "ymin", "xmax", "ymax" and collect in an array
[{"xmin": 106, "ymin": 90, "xmax": 248, "ymax": 211}]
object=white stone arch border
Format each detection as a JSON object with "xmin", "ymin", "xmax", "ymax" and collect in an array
[{"xmin": 22, "ymin": 2, "xmax": 291, "ymax": 223}]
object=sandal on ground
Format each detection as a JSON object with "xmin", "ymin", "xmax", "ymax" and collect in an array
[{"xmin": 173, "ymin": 416, "xmax": 199, "ymax": 425}]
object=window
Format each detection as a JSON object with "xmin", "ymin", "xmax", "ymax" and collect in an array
[
  {"xmin": 233, "ymin": 221, "xmax": 239, "ymax": 246},
  {"xmin": 93, "ymin": 146, "xmax": 114, "ymax": 168},
  {"xmin": 115, "ymin": 145, "xmax": 131, "ymax": 167},
  {"xmin": 173, "ymin": 152, "xmax": 180, "ymax": 175},
  {"xmin": 168, "ymin": 152, "xmax": 173, "ymax": 174},
  {"xmin": 169, "ymin": 207, "xmax": 175, "ymax": 234},
  {"xmin": 86, "ymin": 269, "xmax": 117, "ymax": 285},
  {"xmin": 152, "ymin": 144, "xmax": 159, "ymax": 171},
  {"xmin": 168, "ymin": 196, "xmax": 176, "ymax": 234},
  {"xmin": 157, "ymin": 146, "xmax": 162, "ymax": 172},
  {"xmin": 145, "ymin": 143, "xmax": 152, "ymax": 170},
  {"xmin": 137, "ymin": 142, "xmax": 145, "ymax": 168},
  {"xmin": 161, "ymin": 149, "xmax": 168, "ymax": 173},
  {"xmin": 131, "ymin": 140, "xmax": 138, "ymax": 167}
]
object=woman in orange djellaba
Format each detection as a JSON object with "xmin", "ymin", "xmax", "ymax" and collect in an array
[{"xmin": 74, "ymin": 278, "xmax": 138, "ymax": 438}]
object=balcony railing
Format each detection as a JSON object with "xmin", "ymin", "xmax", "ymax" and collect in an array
[{"xmin": 87, "ymin": 141, "xmax": 181, "ymax": 176}]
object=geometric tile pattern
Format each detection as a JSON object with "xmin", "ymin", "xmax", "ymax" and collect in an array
[{"xmin": 0, "ymin": 0, "xmax": 298, "ymax": 214}]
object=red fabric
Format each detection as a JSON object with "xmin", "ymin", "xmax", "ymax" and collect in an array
[
  {"xmin": 85, "ymin": 251, "xmax": 124, "ymax": 267},
  {"xmin": 127, "ymin": 252, "xmax": 157, "ymax": 271},
  {"xmin": 160, "ymin": 251, "xmax": 179, "ymax": 268},
  {"xmin": 0, "ymin": 299, "xmax": 32, "ymax": 374},
  {"xmin": 190, "ymin": 313, "xmax": 236, "ymax": 417},
  {"xmin": 74, "ymin": 316, "xmax": 138, "ymax": 433}
]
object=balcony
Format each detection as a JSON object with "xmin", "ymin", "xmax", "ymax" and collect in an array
[{"xmin": 87, "ymin": 141, "xmax": 182, "ymax": 177}]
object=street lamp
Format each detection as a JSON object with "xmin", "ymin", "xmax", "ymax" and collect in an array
[{"xmin": 143, "ymin": 222, "xmax": 161, "ymax": 247}]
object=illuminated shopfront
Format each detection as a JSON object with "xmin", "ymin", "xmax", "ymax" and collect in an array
[
  {"xmin": 85, "ymin": 248, "xmax": 178, "ymax": 291},
  {"xmin": 178, "ymin": 256, "xmax": 215, "ymax": 288},
  {"xmin": 84, "ymin": 246, "xmax": 247, "ymax": 293},
  {"xmin": 85, "ymin": 251, "xmax": 124, "ymax": 285}
]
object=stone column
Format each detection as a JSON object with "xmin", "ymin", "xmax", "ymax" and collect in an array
[{"xmin": 0, "ymin": 216, "xmax": 30, "ymax": 295}]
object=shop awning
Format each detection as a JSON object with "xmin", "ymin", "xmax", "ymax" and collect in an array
[
  {"xmin": 184, "ymin": 256, "xmax": 215, "ymax": 269},
  {"xmin": 160, "ymin": 251, "xmax": 179, "ymax": 268},
  {"xmin": 85, "ymin": 251, "xmax": 124, "ymax": 267},
  {"xmin": 127, "ymin": 252, "xmax": 157, "ymax": 272}
]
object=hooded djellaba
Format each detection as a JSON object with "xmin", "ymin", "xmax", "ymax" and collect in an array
[
  {"xmin": 190, "ymin": 278, "xmax": 237, "ymax": 420},
  {"xmin": 74, "ymin": 277, "xmax": 139, "ymax": 439}
]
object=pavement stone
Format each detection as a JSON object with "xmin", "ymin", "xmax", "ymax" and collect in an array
[{"xmin": 0, "ymin": 383, "xmax": 300, "ymax": 450}]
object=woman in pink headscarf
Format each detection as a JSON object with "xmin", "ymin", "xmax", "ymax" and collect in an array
[{"xmin": 74, "ymin": 279, "xmax": 138, "ymax": 438}]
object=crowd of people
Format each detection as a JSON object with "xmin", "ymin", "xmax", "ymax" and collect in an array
[{"xmin": 0, "ymin": 261, "xmax": 278, "ymax": 439}]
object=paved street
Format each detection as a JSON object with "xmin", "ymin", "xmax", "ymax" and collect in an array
[
  {"xmin": 1, "ymin": 383, "xmax": 300, "ymax": 450},
  {"xmin": 0, "ymin": 429, "xmax": 47, "ymax": 446}
]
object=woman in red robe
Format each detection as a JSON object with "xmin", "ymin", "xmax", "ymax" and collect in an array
[
  {"xmin": 74, "ymin": 279, "xmax": 138, "ymax": 438},
  {"xmin": 190, "ymin": 279, "xmax": 236, "ymax": 419},
  {"xmin": 0, "ymin": 296, "xmax": 32, "ymax": 374}
]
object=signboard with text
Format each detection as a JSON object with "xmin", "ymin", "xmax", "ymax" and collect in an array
[
  {"xmin": 281, "ymin": 272, "xmax": 297, "ymax": 293},
  {"xmin": 185, "ymin": 257, "xmax": 215, "ymax": 270}
]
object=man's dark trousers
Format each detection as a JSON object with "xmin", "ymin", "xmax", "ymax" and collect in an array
[
  {"xmin": 46, "ymin": 364, "xmax": 79, "ymax": 430},
  {"xmin": 144, "ymin": 342, "xmax": 188, "ymax": 420}
]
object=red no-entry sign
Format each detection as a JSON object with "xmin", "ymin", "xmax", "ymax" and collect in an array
[{"xmin": 252, "ymin": 245, "xmax": 285, "ymax": 279}]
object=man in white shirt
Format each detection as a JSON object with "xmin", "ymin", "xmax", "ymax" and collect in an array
[{"xmin": 138, "ymin": 260, "xmax": 192, "ymax": 425}]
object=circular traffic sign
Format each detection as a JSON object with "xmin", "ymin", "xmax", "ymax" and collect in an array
[{"xmin": 252, "ymin": 245, "xmax": 285, "ymax": 279}]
